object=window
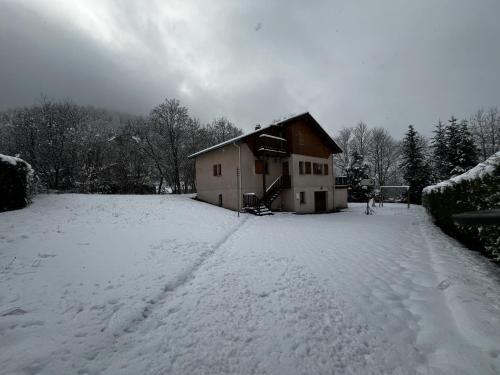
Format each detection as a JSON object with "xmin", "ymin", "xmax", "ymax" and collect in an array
[
  {"xmin": 323, "ymin": 163, "xmax": 328, "ymax": 175},
  {"xmin": 305, "ymin": 161, "xmax": 311, "ymax": 174},
  {"xmin": 313, "ymin": 163, "xmax": 322, "ymax": 175},
  {"xmin": 299, "ymin": 161, "xmax": 304, "ymax": 174},
  {"xmin": 299, "ymin": 191, "xmax": 305, "ymax": 204},
  {"xmin": 218, "ymin": 193, "xmax": 223, "ymax": 207},
  {"xmin": 213, "ymin": 164, "xmax": 221, "ymax": 176}
]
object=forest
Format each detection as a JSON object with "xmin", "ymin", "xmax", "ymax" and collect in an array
[
  {"xmin": 0, "ymin": 98, "xmax": 242, "ymax": 194},
  {"xmin": 1, "ymin": 97, "xmax": 499, "ymax": 202}
]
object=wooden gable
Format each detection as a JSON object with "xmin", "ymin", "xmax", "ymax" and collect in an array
[{"xmin": 285, "ymin": 118, "xmax": 334, "ymax": 158}]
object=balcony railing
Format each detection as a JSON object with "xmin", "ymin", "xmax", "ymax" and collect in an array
[
  {"xmin": 256, "ymin": 134, "xmax": 288, "ymax": 156},
  {"xmin": 335, "ymin": 176, "xmax": 348, "ymax": 187}
]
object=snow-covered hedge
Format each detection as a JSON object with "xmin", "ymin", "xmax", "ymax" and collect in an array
[
  {"xmin": 0, "ymin": 154, "xmax": 34, "ymax": 212},
  {"xmin": 422, "ymin": 151, "xmax": 500, "ymax": 261}
]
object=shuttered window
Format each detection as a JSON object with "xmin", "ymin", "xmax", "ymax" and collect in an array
[
  {"xmin": 305, "ymin": 162, "xmax": 311, "ymax": 174},
  {"xmin": 213, "ymin": 164, "xmax": 222, "ymax": 176},
  {"xmin": 313, "ymin": 163, "xmax": 323, "ymax": 175}
]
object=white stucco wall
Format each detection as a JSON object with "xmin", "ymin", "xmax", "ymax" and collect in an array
[
  {"xmin": 288, "ymin": 154, "xmax": 335, "ymax": 213},
  {"xmin": 195, "ymin": 145, "xmax": 240, "ymax": 210},
  {"xmin": 195, "ymin": 144, "xmax": 344, "ymax": 213},
  {"xmin": 334, "ymin": 188, "xmax": 348, "ymax": 209}
]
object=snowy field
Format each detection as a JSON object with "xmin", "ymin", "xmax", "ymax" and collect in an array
[{"xmin": 1, "ymin": 195, "xmax": 499, "ymax": 375}]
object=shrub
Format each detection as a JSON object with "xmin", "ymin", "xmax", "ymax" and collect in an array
[
  {"xmin": 422, "ymin": 152, "xmax": 500, "ymax": 261},
  {"xmin": 0, "ymin": 154, "xmax": 34, "ymax": 212}
]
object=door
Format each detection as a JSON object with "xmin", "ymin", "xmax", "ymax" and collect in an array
[{"xmin": 314, "ymin": 191, "xmax": 327, "ymax": 212}]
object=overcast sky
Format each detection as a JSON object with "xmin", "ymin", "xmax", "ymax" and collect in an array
[{"xmin": 1, "ymin": 0, "xmax": 500, "ymax": 137}]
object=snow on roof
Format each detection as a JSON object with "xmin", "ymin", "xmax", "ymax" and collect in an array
[
  {"xmin": 423, "ymin": 151, "xmax": 500, "ymax": 195},
  {"xmin": 258, "ymin": 134, "xmax": 286, "ymax": 141},
  {"xmin": 187, "ymin": 130, "xmax": 262, "ymax": 159},
  {"xmin": 188, "ymin": 112, "xmax": 339, "ymax": 158},
  {"xmin": 187, "ymin": 116, "xmax": 296, "ymax": 159}
]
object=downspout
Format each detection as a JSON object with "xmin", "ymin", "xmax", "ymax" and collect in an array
[
  {"xmin": 232, "ymin": 142, "xmax": 242, "ymax": 215},
  {"xmin": 331, "ymin": 154, "xmax": 336, "ymax": 212}
]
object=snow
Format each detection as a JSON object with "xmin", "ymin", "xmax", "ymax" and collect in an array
[
  {"xmin": 1, "ymin": 196, "xmax": 500, "ymax": 374},
  {"xmin": 258, "ymin": 133, "xmax": 287, "ymax": 141},
  {"xmin": 188, "ymin": 112, "xmax": 309, "ymax": 159},
  {"xmin": 0, "ymin": 153, "xmax": 22, "ymax": 166},
  {"xmin": 423, "ymin": 151, "xmax": 500, "ymax": 194}
]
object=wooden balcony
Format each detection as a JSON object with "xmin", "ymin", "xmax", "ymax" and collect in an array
[{"xmin": 256, "ymin": 134, "xmax": 288, "ymax": 157}]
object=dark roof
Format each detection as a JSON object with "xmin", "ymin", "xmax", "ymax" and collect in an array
[{"xmin": 188, "ymin": 112, "xmax": 342, "ymax": 158}]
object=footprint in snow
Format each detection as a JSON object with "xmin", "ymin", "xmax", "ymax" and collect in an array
[
  {"xmin": 437, "ymin": 279, "xmax": 451, "ymax": 290},
  {"xmin": 1, "ymin": 307, "xmax": 27, "ymax": 316},
  {"xmin": 38, "ymin": 253, "xmax": 57, "ymax": 258}
]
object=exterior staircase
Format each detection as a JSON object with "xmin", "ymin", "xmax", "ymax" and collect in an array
[{"xmin": 245, "ymin": 175, "xmax": 291, "ymax": 216}]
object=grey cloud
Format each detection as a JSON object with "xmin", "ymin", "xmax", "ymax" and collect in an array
[{"xmin": 1, "ymin": 0, "xmax": 500, "ymax": 138}]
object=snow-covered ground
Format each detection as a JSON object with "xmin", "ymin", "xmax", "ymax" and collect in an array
[{"xmin": 1, "ymin": 195, "xmax": 499, "ymax": 375}]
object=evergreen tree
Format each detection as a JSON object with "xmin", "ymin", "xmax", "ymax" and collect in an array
[
  {"xmin": 347, "ymin": 150, "xmax": 371, "ymax": 201},
  {"xmin": 400, "ymin": 125, "xmax": 430, "ymax": 204},
  {"xmin": 431, "ymin": 119, "xmax": 449, "ymax": 181},
  {"xmin": 445, "ymin": 116, "xmax": 461, "ymax": 176},
  {"xmin": 445, "ymin": 116, "xmax": 478, "ymax": 176},
  {"xmin": 451, "ymin": 120, "xmax": 478, "ymax": 174}
]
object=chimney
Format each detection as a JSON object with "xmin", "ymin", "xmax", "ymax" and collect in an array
[{"xmin": 255, "ymin": 124, "xmax": 261, "ymax": 130}]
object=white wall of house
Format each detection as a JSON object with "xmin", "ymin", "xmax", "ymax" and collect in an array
[
  {"xmin": 334, "ymin": 188, "xmax": 348, "ymax": 209},
  {"xmin": 195, "ymin": 144, "xmax": 344, "ymax": 213},
  {"xmin": 288, "ymin": 153, "xmax": 335, "ymax": 213},
  {"xmin": 195, "ymin": 145, "xmax": 240, "ymax": 210}
]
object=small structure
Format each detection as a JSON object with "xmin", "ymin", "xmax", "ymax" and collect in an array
[{"xmin": 188, "ymin": 112, "xmax": 346, "ymax": 214}]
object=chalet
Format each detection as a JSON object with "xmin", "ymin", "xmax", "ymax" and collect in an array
[{"xmin": 188, "ymin": 112, "xmax": 348, "ymax": 214}]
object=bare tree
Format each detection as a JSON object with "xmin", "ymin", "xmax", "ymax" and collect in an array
[
  {"xmin": 351, "ymin": 122, "xmax": 371, "ymax": 157},
  {"xmin": 207, "ymin": 117, "xmax": 243, "ymax": 144},
  {"xmin": 369, "ymin": 127, "xmax": 399, "ymax": 186},
  {"xmin": 333, "ymin": 127, "xmax": 353, "ymax": 177},
  {"xmin": 149, "ymin": 99, "xmax": 190, "ymax": 194},
  {"xmin": 470, "ymin": 107, "xmax": 500, "ymax": 160}
]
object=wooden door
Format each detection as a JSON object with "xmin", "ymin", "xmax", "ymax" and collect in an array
[{"xmin": 314, "ymin": 191, "xmax": 327, "ymax": 212}]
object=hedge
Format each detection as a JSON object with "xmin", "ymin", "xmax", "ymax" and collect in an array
[
  {"xmin": 422, "ymin": 151, "xmax": 500, "ymax": 261},
  {"xmin": 0, "ymin": 154, "xmax": 34, "ymax": 212}
]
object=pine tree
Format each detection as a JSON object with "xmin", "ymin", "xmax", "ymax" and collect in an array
[
  {"xmin": 451, "ymin": 120, "xmax": 478, "ymax": 174},
  {"xmin": 400, "ymin": 125, "xmax": 430, "ymax": 204},
  {"xmin": 431, "ymin": 119, "xmax": 449, "ymax": 181},
  {"xmin": 445, "ymin": 116, "xmax": 478, "ymax": 176},
  {"xmin": 445, "ymin": 116, "xmax": 461, "ymax": 176},
  {"xmin": 347, "ymin": 150, "xmax": 371, "ymax": 201}
]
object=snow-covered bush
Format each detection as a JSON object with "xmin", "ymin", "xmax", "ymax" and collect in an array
[
  {"xmin": 422, "ymin": 152, "xmax": 500, "ymax": 261},
  {"xmin": 0, "ymin": 154, "xmax": 34, "ymax": 212}
]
